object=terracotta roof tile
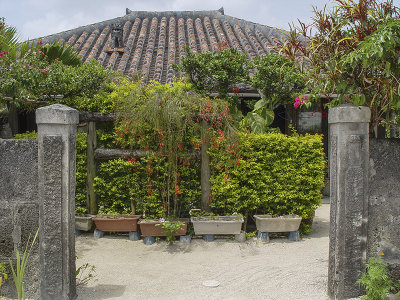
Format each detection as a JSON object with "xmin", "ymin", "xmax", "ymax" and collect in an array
[
  {"xmin": 73, "ymin": 31, "xmax": 89, "ymax": 52},
  {"xmin": 166, "ymin": 17, "xmax": 176, "ymax": 83},
  {"xmin": 204, "ymin": 16, "xmax": 218, "ymax": 51},
  {"xmin": 40, "ymin": 9, "xmax": 286, "ymax": 84},
  {"xmin": 97, "ymin": 34, "xmax": 111, "ymax": 66},
  {"xmin": 129, "ymin": 18, "xmax": 149, "ymax": 74},
  {"xmin": 195, "ymin": 18, "xmax": 209, "ymax": 53},
  {"xmin": 153, "ymin": 17, "xmax": 167, "ymax": 82},
  {"xmin": 141, "ymin": 17, "xmax": 158, "ymax": 81},
  {"xmin": 186, "ymin": 18, "xmax": 198, "ymax": 54},
  {"xmin": 85, "ymin": 26, "xmax": 110, "ymax": 62},
  {"xmin": 66, "ymin": 34, "xmax": 77, "ymax": 46},
  {"xmin": 78, "ymin": 29, "xmax": 99, "ymax": 60},
  {"xmin": 177, "ymin": 18, "xmax": 187, "ymax": 63},
  {"xmin": 117, "ymin": 18, "xmax": 140, "ymax": 74},
  {"xmin": 212, "ymin": 19, "xmax": 228, "ymax": 45},
  {"xmin": 245, "ymin": 27, "xmax": 266, "ymax": 56}
]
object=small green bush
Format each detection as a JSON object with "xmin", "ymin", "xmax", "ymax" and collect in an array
[
  {"xmin": 12, "ymin": 131, "xmax": 37, "ymax": 139},
  {"xmin": 357, "ymin": 257, "xmax": 394, "ymax": 300},
  {"xmin": 209, "ymin": 132, "xmax": 325, "ymax": 233}
]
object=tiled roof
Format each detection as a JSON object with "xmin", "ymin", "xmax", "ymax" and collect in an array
[{"xmin": 40, "ymin": 8, "xmax": 285, "ymax": 84}]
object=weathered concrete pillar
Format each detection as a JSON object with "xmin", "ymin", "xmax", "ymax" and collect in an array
[
  {"xmin": 36, "ymin": 104, "xmax": 78, "ymax": 300},
  {"xmin": 328, "ymin": 104, "xmax": 370, "ymax": 299}
]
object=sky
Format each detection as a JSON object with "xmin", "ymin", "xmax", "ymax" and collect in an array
[
  {"xmin": 0, "ymin": 0, "xmax": 341, "ymax": 41},
  {"xmin": 2, "ymin": 0, "xmax": 400, "ymax": 41}
]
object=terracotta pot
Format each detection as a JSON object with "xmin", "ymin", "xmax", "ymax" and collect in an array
[
  {"xmin": 93, "ymin": 215, "xmax": 141, "ymax": 232},
  {"xmin": 254, "ymin": 215, "xmax": 302, "ymax": 232},
  {"xmin": 138, "ymin": 218, "xmax": 189, "ymax": 237},
  {"xmin": 191, "ymin": 216, "xmax": 244, "ymax": 235}
]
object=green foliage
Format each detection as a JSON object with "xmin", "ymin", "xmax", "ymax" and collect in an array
[
  {"xmin": 41, "ymin": 41, "xmax": 82, "ymax": 67},
  {"xmin": 175, "ymin": 44, "xmax": 249, "ymax": 99},
  {"xmin": 8, "ymin": 228, "xmax": 39, "ymax": 300},
  {"xmin": 12, "ymin": 131, "xmax": 37, "ymax": 139},
  {"xmin": 209, "ymin": 132, "xmax": 325, "ymax": 233},
  {"xmin": 114, "ymin": 79, "xmax": 232, "ymax": 217},
  {"xmin": 156, "ymin": 219, "xmax": 185, "ymax": 244},
  {"xmin": 249, "ymin": 54, "xmax": 305, "ymax": 110},
  {"xmin": 357, "ymin": 257, "xmax": 394, "ymax": 300},
  {"xmin": 0, "ymin": 261, "xmax": 7, "ymax": 296},
  {"xmin": 0, "ymin": 18, "xmax": 19, "ymax": 59},
  {"xmin": 75, "ymin": 130, "xmax": 88, "ymax": 215},
  {"xmin": 245, "ymin": 54, "xmax": 305, "ymax": 133},
  {"xmin": 0, "ymin": 20, "xmax": 112, "ymax": 112},
  {"xmin": 94, "ymin": 156, "xmax": 201, "ymax": 219},
  {"xmin": 279, "ymin": 0, "xmax": 400, "ymax": 125},
  {"xmin": 1, "ymin": 50, "xmax": 112, "ymax": 108}
]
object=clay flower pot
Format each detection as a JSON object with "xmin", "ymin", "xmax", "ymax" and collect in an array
[
  {"xmin": 138, "ymin": 218, "xmax": 189, "ymax": 237},
  {"xmin": 93, "ymin": 214, "xmax": 141, "ymax": 232}
]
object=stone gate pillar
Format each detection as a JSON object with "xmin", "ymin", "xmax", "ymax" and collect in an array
[
  {"xmin": 36, "ymin": 104, "xmax": 78, "ymax": 300},
  {"xmin": 328, "ymin": 104, "xmax": 370, "ymax": 299}
]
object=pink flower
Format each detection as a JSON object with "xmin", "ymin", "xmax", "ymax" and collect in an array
[
  {"xmin": 160, "ymin": 218, "xmax": 165, "ymax": 223},
  {"xmin": 293, "ymin": 95, "xmax": 308, "ymax": 109},
  {"xmin": 0, "ymin": 51, "xmax": 9, "ymax": 58},
  {"xmin": 40, "ymin": 69, "xmax": 47, "ymax": 75},
  {"xmin": 38, "ymin": 40, "xmax": 43, "ymax": 45}
]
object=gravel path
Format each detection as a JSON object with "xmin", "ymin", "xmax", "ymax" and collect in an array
[{"xmin": 76, "ymin": 204, "xmax": 330, "ymax": 300}]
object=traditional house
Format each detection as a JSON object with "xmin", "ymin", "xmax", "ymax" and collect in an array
[{"xmin": 2, "ymin": 8, "xmax": 326, "ymax": 137}]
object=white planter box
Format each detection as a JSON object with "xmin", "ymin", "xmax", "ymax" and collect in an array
[
  {"xmin": 254, "ymin": 215, "xmax": 302, "ymax": 233},
  {"xmin": 191, "ymin": 216, "xmax": 244, "ymax": 235},
  {"xmin": 75, "ymin": 215, "xmax": 95, "ymax": 231}
]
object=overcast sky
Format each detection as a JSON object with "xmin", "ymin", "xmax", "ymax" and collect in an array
[{"xmin": 1, "ymin": 0, "xmax": 398, "ymax": 41}]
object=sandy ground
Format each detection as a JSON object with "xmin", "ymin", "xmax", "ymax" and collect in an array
[{"xmin": 76, "ymin": 203, "xmax": 330, "ymax": 300}]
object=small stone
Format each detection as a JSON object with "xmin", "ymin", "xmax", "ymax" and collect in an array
[{"xmin": 202, "ymin": 280, "xmax": 220, "ymax": 288}]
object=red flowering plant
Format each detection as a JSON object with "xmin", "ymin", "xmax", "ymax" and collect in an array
[{"xmin": 114, "ymin": 79, "xmax": 237, "ymax": 219}]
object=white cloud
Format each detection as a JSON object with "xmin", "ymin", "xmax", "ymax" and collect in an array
[{"xmin": 4, "ymin": 0, "xmax": 337, "ymax": 40}]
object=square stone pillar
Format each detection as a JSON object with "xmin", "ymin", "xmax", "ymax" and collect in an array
[
  {"xmin": 36, "ymin": 104, "xmax": 79, "ymax": 300},
  {"xmin": 328, "ymin": 104, "xmax": 371, "ymax": 299}
]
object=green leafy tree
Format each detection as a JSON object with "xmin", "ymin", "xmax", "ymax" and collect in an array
[
  {"xmin": 175, "ymin": 44, "xmax": 249, "ymax": 99},
  {"xmin": 246, "ymin": 54, "xmax": 305, "ymax": 133},
  {"xmin": 278, "ymin": 0, "xmax": 400, "ymax": 132}
]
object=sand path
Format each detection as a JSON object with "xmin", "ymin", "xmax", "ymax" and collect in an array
[{"xmin": 76, "ymin": 203, "xmax": 330, "ymax": 300}]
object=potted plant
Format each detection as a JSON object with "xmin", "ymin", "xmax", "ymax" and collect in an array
[
  {"xmin": 92, "ymin": 214, "xmax": 141, "ymax": 240},
  {"xmin": 253, "ymin": 214, "xmax": 302, "ymax": 242},
  {"xmin": 190, "ymin": 210, "xmax": 244, "ymax": 238},
  {"xmin": 75, "ymin": 214, "xmax": 95, "ymax": 232}
]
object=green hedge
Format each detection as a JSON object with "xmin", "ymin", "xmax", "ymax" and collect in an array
[
  {"xmin": 209, "ymin": 132, "xmax": 326, "ymax": 233},
  {"xmin": 14, "ymin": 130, "xmax": 325, "ymax": 233},
  {"xmin": 94, "ymin": 155, "xmax": 201, "ymax": 218}
]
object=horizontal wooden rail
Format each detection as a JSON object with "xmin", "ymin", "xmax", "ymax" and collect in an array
[{"xmin": 94, "ymin": 148, "xmax": 201, "ymax": 160}]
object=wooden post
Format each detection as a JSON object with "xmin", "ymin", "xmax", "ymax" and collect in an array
[
  {"xmin": 201, "ymin": 120, "xmax": 211, "ymax": 212},
  {"xmin": 86, "ymin": 121, "xmax": 97, "ymax": 215}
]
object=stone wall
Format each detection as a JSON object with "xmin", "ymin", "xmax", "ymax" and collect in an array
[
  {"xmin": 369, "ymin": 139, "xmax": 400, "ymax": 280},
  {"xmin": 0, "ymin": 139, "xmax": 40, "ymax": 299}
]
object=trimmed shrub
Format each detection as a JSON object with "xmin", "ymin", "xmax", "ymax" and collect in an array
[
  {"xmin": 209, "ymin": 132, "xmax": 326, "ymax": 233},
  {"xmin": 94, "ymin": 155, "xmax": 201, "ymax": 218}
]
